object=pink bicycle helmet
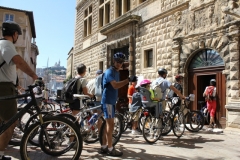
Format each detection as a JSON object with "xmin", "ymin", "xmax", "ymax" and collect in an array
[{"xmin": 140, "ymin": 79, "xmax": 151, "ymax": 86}]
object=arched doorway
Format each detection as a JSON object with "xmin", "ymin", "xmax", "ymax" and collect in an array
[{"xmin": 188, "ymin": 49, "xmax": 226, "ymax": 128}]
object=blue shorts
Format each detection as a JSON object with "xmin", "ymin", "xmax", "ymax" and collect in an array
[{"xmin": 102, "ymin": 104, "xmax": 115, "ymax": 119}]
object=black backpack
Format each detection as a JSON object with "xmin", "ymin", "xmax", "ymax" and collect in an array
[
  {"xmin": 167, "ymin": 83, "xmax": 182, "ymax": 98},
  {"xmin": 61, "ymin": 77, "xmax": 82, "ymax": 103}
]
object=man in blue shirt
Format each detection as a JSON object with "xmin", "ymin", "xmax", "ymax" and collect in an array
[{"xmin": 100, "ymin": 52, "xmax": 130, "ymax": 157}]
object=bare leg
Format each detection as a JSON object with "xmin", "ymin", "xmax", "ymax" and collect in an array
[
  {"xmin": 132, "ymin": 121, "xmax": 137, "ymax": 130},
  {"xmin": 106, "ymin": 118, "xmax": 114, "ymax": 148},
  {"xmin": 0, "ymin": 121, "xmax": 17, "ymax": 151}
]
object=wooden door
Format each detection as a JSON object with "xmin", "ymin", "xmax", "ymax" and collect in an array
[
  {"xmin": 116, "ymin": 69, "xmax": 129, "ymax": 113},
  {"xmin": 188, "ymin": 67, "xmax": 226, "ymax": 128}
]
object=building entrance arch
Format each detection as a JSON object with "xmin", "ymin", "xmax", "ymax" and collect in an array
[{"xmin": 188, "ymin": 49, "xmax": 226, "ymax": 128}]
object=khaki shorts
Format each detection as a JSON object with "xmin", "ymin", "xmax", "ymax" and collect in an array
[{"xmin": 0, "ymin": 82, "xmax": 17, "ymax": 122}]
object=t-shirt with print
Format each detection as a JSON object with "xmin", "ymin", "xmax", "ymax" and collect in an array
[
  {"xmin": 128, "ymin": 84, "xmax": 136, "ymax": 104},
  {"xmin": 101, "ymin": 66, "xmax": 119, "ymax": 105},
  {"xmin": 152, "ymin": 77, "xmax": 171, "ymax": 100},
  {"xmin": 0, "ymin": 40, "xmax": 18, "ymax": 85}
]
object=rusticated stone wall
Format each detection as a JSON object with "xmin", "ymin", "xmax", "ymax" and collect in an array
[{"xmin": 73, "ymin": 0, "xmax": 240, "ymax": 128}]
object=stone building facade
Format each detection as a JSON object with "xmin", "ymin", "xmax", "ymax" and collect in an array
[
  {"xmin": 0, "ymin": 6, "xmax": 38, "ymax": 88},
  {"xmin": 72, "ymin": 0, "xmax": 240, "ymax": 129}
]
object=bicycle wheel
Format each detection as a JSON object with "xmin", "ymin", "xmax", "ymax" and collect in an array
[
  {"xmin": 20, "ymin": 116, "xmax": 82, "ymax": 160},
  {"xmin": 24, "ymin": 111, "xmax": 53, "ymax": 146},
  {"xmin": 172, "ymin": 111, "xmax": 185, "ymax": 138},
  {"xmin": 83, "ymin": 120, "xmax": 100, "ymax": 144},
  {"xmin": 142, "ymin": 116, "xmax": 162, "ymax": 144},
  {"xmin": 9, "ymin": 109, "xmax": 35, "ymax": 146},
  {"xmin": 185, "ymin": 111, "xmax": 204, "ymax": 132},
  {"xmin": 122, "ymin": 112, "xmax": 131, "ymax": 132},
  {"xmin": 138, "ymin": 113, "xmax": 144, "ymax": 133},
  {"xmin": 162, "ymin": 111, "xmax": 172, "ymax": 136},
  {"xmin": 99, "ymin": 114, "xmax": 122, "ymax": 147}
]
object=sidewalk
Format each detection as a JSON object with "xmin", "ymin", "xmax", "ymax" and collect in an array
[{"xmin": 5, "ymin": 128, "xmax": 240, "ymax": 160}]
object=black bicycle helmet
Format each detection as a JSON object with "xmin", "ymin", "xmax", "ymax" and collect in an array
[
  {"xmin": 2, "ymin": 21, "xmax": 22, "ymax": 35},
  {"xmin": 113, "ymin": 52, "xmax": 126, "ymax": 60},
  {"xmin": 158, "ymin": 68, "xmax": 168, "ymax": 75}
]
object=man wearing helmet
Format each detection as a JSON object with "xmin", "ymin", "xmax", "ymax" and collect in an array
[
  {"xmin": 203, "ymin": 79, "xmax": 217, "ymax": 128},
  {"xmin": 100, "ymin": 52, "xmax": 130, "ymax": 157},
  {"xmin": 0, "ymin": 21, "xmax": 38, "ymax": 160},
  {"xmin": 167, "ymin": 75, "xmax": 183, "ymax": 106},
  {"xmin": 152, "ymin": 68, "xmax": 185, "ymax": 112}
]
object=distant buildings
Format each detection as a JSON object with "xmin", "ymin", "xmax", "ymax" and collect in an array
[
  {"xmin": 0, "ymin": 6, "xmax": 38, "ymax": 88},
  {"xmin": 36, "ymin": 60, "xmax": 66, "ymax": 95}
]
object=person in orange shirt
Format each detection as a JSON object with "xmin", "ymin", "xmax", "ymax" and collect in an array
[
  {"xmin": 127, "ymin": 76, "xmax": 138, "ymax": 106},
  {"xmin": 127, "ymin": 76, "xmax": 139, "ymax": 135}
]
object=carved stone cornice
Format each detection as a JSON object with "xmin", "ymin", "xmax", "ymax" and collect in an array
[
  {"xmin": 100, "ymin": 14, "xmax": 141, "ymax": 35},
  {"xmin": 189, "ymin": 0, "xmax": 216, "ymax": 11}
]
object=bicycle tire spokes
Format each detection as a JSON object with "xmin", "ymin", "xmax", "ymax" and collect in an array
[
  {"xmin": 172, "ymin": 112, "xmax": 185, "ymax": 138},
  {"xmin": 142, "ymin": 116, "xmax": 162, "ymax": 144},
  {"xmin": 20, "ymin": 116, "xmax": 82, "ymax": 160}
]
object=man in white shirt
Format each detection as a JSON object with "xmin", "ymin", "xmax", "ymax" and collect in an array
[{"xmin": 0, "ymin": 21, "xmax": 38, "ymax": 160}]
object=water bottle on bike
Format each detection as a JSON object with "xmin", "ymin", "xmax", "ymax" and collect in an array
[{"xmin": 88, "ymin": 113, "xmax": 98, "ymax": 126}]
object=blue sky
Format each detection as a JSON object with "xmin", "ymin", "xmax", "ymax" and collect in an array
[{"xmin": 1, "ymin": 0, "xmax": 76, "ymax": 68}]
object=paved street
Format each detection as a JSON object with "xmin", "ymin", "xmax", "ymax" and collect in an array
[{"xmin": 5, "ymin": 127, "xmax": 240, "ymax": 160}]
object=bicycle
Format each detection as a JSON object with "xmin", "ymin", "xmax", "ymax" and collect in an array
[
  {"xmin": 183, "ymin": 101, "xmax": 205, "ymax": 132},
  {"xmin": 73, "ymin": 94, "xmax": 123, "ymax": 147},
  {"xmin": 0, "ymin": 85, "xmax": 83, "ymax": 160}
]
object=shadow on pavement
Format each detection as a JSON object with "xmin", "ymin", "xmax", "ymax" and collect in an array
[
  {"xmin": 80, "ymin": 144, "xmax": 186, "ymax": 160},
  {"xmin": 163, "ymin": 136, "xmax": 224, "ymax": 149}
]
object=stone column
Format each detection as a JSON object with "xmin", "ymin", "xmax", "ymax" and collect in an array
[
  {"xmin": 172, "ymin": 39, "xmax": 180, "ymax": 76},
  {"xmin": 228, "ymin": 25, "xmax": 240, "ymax": 100},
  {"xmin": 129, "ymin": 36, "xmax": 134, "ymax": 76},
  {"xmin": 225, "ymin": 24, "xmax": 240, "ymax": 128}
]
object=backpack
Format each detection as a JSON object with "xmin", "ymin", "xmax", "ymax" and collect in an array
[
  {"xmin": 36, "ymin": 86, "xmax": 42, "ymax": 95},
  {"xmin": 205, "ymin": 86, "xmax": 215, "ymax": 101},
  {"xmin": 61, "ymin": 77, "xmax": 82, "ymax": 103},
  {"xmin": 167, "ymin": 83, "xmax": 182, "ymax": 98},
  {"xmin": 151, "ymin": 79, "xmax": 164, "ymax": 100},
  {"xmin": 95, "ymin": 73, "xmax": 104, "ymax": 97}
]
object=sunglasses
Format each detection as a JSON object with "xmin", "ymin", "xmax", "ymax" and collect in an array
[{"xmin": 115, "ymin": 60, "xmax": 124, "ymax": 64}]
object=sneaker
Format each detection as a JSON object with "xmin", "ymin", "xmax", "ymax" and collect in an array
[
  {"xmin": 107, "ymin": 148, "xmax": 123, "ymax": 157},
  {"xmin": 213, "ymin": 124, "xmax": 217, "ymax": 128},
  {"xmin": 98, "ymin": 147, "xmax": 108, "ymax": 154},
  {"xmin": 131, "ymin": 130, "xmax": 141, "ymax": 135},
  {"xmin": 0, "ymin": 155, "xmax": 12, "ymax": 160},
  {"xmin": 12, "ymin": 131, "xmax": 23, "ymax": 139}
]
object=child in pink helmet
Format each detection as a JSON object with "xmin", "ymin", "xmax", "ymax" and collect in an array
[{"xmin": 140, "ymin": 79, "xmax": 161, "ymax": 102}]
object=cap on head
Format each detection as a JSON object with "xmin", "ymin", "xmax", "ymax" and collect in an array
[
  {"xmin": 96, "ymin": 70, "xmax": 103, "ymax": 75},
  {"xmin": 175, "ymin": 75, "xmax": 183, "ymax": 81},
  {"xmin": 129, "ymin": 75, "xmax": 138, "ymax": 82},
  {"xmin": 2, "ymin": 21, "xmax": 22, "ymax": 35},
  {"xmin": 210, "ymin": 79, "xmax": 216, "ymax": 83}
]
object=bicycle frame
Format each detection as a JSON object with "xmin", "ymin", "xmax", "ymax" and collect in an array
[{"xmin": 0, "ymin": 85, "xmax": 43, "ymax": 135}]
